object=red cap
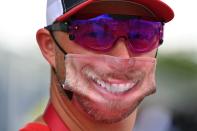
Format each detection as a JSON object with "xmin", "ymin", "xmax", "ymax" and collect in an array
[{"xmin": 56, "ymin": 0, "xmax": 174, "ymax": 23}]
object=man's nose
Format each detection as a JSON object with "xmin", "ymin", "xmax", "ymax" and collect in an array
[{"xmin": 107, "ymin": 38, "xmax": 131, "ymax": 58}]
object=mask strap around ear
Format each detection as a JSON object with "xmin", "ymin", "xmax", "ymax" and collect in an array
[
  {"xmin": 49, "ymin": 30, "xmax": 73, "ymax": 100},
  {"xmin": 155, "ymin": 49, "xmax": 158, "ymax": 58}
]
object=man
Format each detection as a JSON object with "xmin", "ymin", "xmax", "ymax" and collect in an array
[{"xmin": 20, "ymin": 0, "xmax": 174, "ymax": 131}]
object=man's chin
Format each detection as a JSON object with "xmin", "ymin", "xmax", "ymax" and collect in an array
[{"xmin": 72, "ymin": 94, "xmax": 143, "ymax": 124}]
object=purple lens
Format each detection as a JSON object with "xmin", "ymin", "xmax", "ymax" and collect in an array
[
  {"xmin": 69, "ymin": 16, "xmax": 115, "ymax": 51},
  {"xmin": 68, "ymin": 14, "xmax": 163, "ymax": 53},
  {"xmin": 127, "ymin": 19, "xmax": 162, "ymax": 53}
]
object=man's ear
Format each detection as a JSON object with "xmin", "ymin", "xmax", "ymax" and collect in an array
[{"xmin": 36, "ymin": 28, "xmax": 56, "ymax": 68}]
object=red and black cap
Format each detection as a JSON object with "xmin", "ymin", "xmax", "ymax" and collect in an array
[{"xmin": 46, "ymin": 0, "xmax": 174, "ymax": 25}]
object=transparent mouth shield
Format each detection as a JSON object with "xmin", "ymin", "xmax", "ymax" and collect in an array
[{"xmin": 63, "ymin": 54, "xmax": 156, "ymax": 103}]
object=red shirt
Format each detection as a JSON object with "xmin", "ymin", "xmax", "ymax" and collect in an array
[
  {"xmin": 20, "ymin": 103, "xmax": 70, "ymax": 131},
  {"xmin": 19, "ymin": 123, "xmax": 50, "ymax": 131}
]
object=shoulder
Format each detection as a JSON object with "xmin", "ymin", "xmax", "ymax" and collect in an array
[{"xmin": 19, "ymin": 122, "xmax": 50, "ymax": 131}]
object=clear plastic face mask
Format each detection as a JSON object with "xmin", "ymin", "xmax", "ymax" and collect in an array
[{"xmin": 63, "ymin": 54, "xmax": 156, "ymax": 123}]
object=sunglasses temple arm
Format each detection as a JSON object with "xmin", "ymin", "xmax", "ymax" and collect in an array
[{"xmin": 45, "ymin": 22, "xmax": 68, "ymax": 32}]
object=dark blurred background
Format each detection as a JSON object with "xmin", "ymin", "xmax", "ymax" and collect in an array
[{"xmin": 0, "ymin": 0, "xmax": 197, "ymax": 131}]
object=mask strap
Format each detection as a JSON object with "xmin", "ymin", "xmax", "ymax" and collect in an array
[
  {"xmin": 49, "ymin": 30, "xmax": 73, "ymax": 100},
  {"xmin": 155, "ymin": 48, "xmax": 160, "ymax": 58}
]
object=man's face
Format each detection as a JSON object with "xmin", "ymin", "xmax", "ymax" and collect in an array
[{"xmin": 53, "ymin": 29, "xmax": 157, "ymax": 123}]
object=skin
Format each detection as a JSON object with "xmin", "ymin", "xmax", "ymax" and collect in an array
[{"xmin": 35, "ymin": 27, "xmax": 157, "ymax": 131}]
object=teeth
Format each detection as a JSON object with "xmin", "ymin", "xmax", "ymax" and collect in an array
[
  {"xmin": 96, "ymin": 79, "xmax": 136, "ymax": 93},
  {"xmin": 85, "ymin": 69, "xmax": 137, "ymax": 94}
]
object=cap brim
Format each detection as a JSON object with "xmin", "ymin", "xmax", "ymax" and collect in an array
[{"xmin": 56, "ymin": 0, "xmax": 174, "ymax": 23}]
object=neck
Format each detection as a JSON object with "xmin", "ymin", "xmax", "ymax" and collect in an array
[{"xmin": 49, "ymin": 70, "xmax": 137, "ymax": 131}]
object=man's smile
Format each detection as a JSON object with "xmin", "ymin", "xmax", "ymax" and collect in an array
[{"xmin": 84, "ymin": 67, "xmax": 142, "ymax": 96}]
